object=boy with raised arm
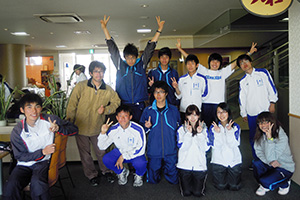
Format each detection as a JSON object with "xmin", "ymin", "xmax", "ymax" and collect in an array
[
  {"xmin": 98, "ymin": 105, "xmax": 147, "ymax": 187},
  {"xmin": 100, "ymin": 15, "xmax": 165, "ymax": 122},
  {"xmin": 3, "ymin": 93, "xmax": 78, "ymax": 200}
]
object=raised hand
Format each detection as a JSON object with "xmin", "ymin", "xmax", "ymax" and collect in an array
[
  {"xmin": 145, "ymin": 116, "xmax": 152, "ymax": 128},
  {"xmin": 98, "ymin": 105, "xmax": 105, "ymax": 115},
  {"xmin": 100, "ymin": 15, "xmax": 110, "ymax": 29},
  {"xmin": 226, "ymin": 120, "xmax": 234, "ymax": 131},
  {"xmin": 197, "ymin": 121, "xmax": 204, "ymax": 133},
  {"xmin": 101, "ymin": 118, "xmax": 113, "ymax": 134},
  {"xmin": 170, "ymin": 77, "xmax": 178, "ymax": 89},
  {"xmin": 148, "ymin": 76, "xmax": 154, "ymax": 87},
  {"xmin": 185, "ymin": 120, "xmax": 192, "ymax": 133},
  {"xmin": 212, "ymin": 121, "xmax": 220, "ymax": 133},
  {"xmin": 48, "ymin": 117, "xmax": 59, "ymax": 133},
  {"xmin": 249, "ymin": 42, "xmax": 257, "ymax": 55},
  {"xmin": 265, "ymin": 123, "xmax": 274, "ymax": 139},
  {"xmin": 156, "ymin": 16, "xmax": 165, "ymax": 31},
  {"xmin": 176, "ymin": 39, "xmax": 182, "ymax": 49},
  {"xmin": 42, "ymin": 143, "xmax": 56, "ymax": 155}
]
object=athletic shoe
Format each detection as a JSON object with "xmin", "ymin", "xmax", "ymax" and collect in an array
[
  {"xmin": 117, "ymin": 168, "xmax": 129, "ymax": 185},
  {"xmin": 89, "ymin": 177, "xmax": 99, "ymax": 187},
  {"xmin": 104, "ymin": 172, "xmax": 115, "ymax": 183},
  {"xmin": 133, "ymin": 174, "xmax": 143, "ymax": 187},
  {"xmin": 256, "ymin": 184, "xmax": 270, "ymax": 196},
  {"xmin": 278, "ymin": 181, "xmax": 291, "ymax": 195}
]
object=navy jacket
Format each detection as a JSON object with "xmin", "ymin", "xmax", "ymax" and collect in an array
[
  {"xmin": 106, "ymin": 38, "xmax": 156, "ymax": 104},
  {"xmin": 140, "ymin": 100, "xmax": 181, "ymax": 158},
  {"xmin": 148, "ymin": 64, "xmax": 179, "ymax": 106}
]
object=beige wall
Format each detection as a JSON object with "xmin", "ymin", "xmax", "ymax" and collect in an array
[{"xmin": 289, "ymin": 1, "xmax": 300, "ymax": 185}]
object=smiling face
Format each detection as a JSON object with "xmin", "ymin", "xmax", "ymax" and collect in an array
[
  {"xmin": 210, "ymin": 60, "xmax": 221, "ymax": 71},
  {"xmin": 20, "ymin": 102, "xmax": 42, "ymax": 126},
  {"xmin": 186, "ymin": 60, "xmax": 197, "ymax": 75},
  {"xmin": 217, "ymin": 107, "xmax": 229, "ymax": 124},
  {"xmin": 186, "ymin": 111, "xmax": 200, "ymax": 125},
  {"xmin": 159, "ymin": 55, "xmax": 170, "ymax": 68},
  {"xmin": 90, "ymin": 67, "xmax": 104, "ymax": 84},
  {"xmin": 116, "ymin": 111, "xmax": 132, "ymax": 129},
  {"xmin": 258, "ymin": 120, "xmax": 272, "ymax": 133}
]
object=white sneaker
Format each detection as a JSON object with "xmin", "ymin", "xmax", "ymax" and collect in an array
[
  {"xmin": 278, "ymin": 181, "xmax": 291, "ymax": 195},
  {"xmin": 117, "ymin": 168, "xmax": 129, "ymax": 185},
  {"xmin": 256, "ymin": 184, "xmax": 270, "ymax": 196},
  {"xmin": 133, "ymin": 174, "xmax": 143, "ymax": 187}
]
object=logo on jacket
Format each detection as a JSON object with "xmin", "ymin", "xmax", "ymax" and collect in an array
[
  {"xmin": 256, "ymin": 78, "xmax": 263, "ymax": 87},
  {"xmin": 128, "ymin": 137, "xmax": 134, "ymax": 146}
]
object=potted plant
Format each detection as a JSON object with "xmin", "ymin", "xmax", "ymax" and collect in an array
[{"xmin": 0, "ymin": 79, "xmax": 17, "ymax": 126}]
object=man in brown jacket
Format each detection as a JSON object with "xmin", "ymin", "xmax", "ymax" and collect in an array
[{"xmin": 67, "ymin": 61, "xmax": 120, "ymax": 186}]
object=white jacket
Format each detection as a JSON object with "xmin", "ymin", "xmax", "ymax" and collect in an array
[
  {"xmin": 239, "ymin": 68, "xmax": 278, "ymax": 117},
  {"xmin": 209, "ymin": 123, "xmax": 242, "ymax": 167},
  {"xmin": 176, "ymin": 125, "xmax": 210, "ymax": 171},
  {"xmin": 175, "ymin": 73, "xmax": 208, "ymax": 112},
  {"xmin": 98, "ymin": 121, "xmax": 146, "ymax": 160}
]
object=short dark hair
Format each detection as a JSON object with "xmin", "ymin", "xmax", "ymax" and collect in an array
[
  {"xmin": 158, "ymin": 47, "xmax": 172, "ymax": 59},
  {"xmin": 237, "ymin": 54, "xmax": 252, "ymax": 68},
  {"xmin": 89, "ymin": 61, "xmax": 106, "ymax": 74},
  {"xmin": 19, "ymin": 93, "xmax": 43, "ymax": 109},
  {"xmin": 185, "ymin": 54, "xmax": 199, "ymax": 65},
  {"xmin": 151, "ymin": 81, "xmax": 169, "ymax": 95},
  {"xmin": 216, "ymin": 102, "xmax": 233, "ymax": 126},
  {"xmin": 208, "ymin": 53, "xmax": 222, "ymax": 69},
  {"xmin": 73, "ymin": 64, "xmax": 85, "ymax": 73},
  {"xmin": 56, "ymin": 82, "xmax": 61, "ymax": 88},
  {"xmin": 116, "ymin": 105, "xmax": 132, "ymax": 116},
  {"xmin": 123, "ymin": 43, "xmax": 138, "ymax": 58},
  {"xmin": 0, "ymin": 74, "xmax": 3, "ymax": 82},
  {"xmin": 255, "ymin": 112, "xmax": 281, "ymax": 142}
]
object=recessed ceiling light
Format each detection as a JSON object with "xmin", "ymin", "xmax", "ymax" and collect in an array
[
  {"xmin": 31, "ymin": 37, "xmax": 35, "ymax": 39},
  {"xmin": 4, "ymin": 28, "xmax": 8, "ymax": 31},
  {"xmin": 142, "ymin": 25, "xmax": 146, "ymax": 28},
  {"xmin": 11, "ymin": 32, "xmax": 30, "ymax": 36},
  {"xmin": 137, "ymin": 29, "xmax": 151, "ymax": 33},
  {"xmin": 50, "ymin": 32, "xmax": 54, "ymax": 35},
  {"xmin": 93, "ymin": 44, "xmax": 107, "ymax": 48},
  {"xmin": 74, "ymin": 30, "xmax": 91, "ymax": 35},
  {"xmin": 173, "ymin": 29, "xmax": 177, "ymax": 32},
  {"xmin": 141, "ymin": 4, "xmax": 149, "ymax": 8},
  {"xmin": 140, "ymin": 16, "xmax": 149, "ymax": 20},
  {"xmin": 56, "ymin": 45, "xmax": 66, "ymax": 48},
  {"xmin": 143, "ymin": 34, "xmax": 146, "ymax": 36}
]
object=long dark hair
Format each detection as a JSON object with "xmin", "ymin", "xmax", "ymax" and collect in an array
[
  {"xmin": 185, "ymin": 104, "xmax": 201, "ymax": 136},
  {"xmin": 215, "ymin": 102, "xmax": 233, "ymax": 127},
  {"xmin": 254, "ymin": 112, "xmax": 281, "ymax": 142}
]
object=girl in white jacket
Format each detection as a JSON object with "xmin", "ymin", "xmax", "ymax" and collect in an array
[
  {"xmin": 176, "ymin": 104, "xmax": 210, "ymax": 197},
  {"xmin": 209, "ymin": 102, "xmax": 242, "ymax": 190}
]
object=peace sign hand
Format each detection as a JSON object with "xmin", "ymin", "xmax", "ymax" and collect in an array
[
  {"xmin": 212, "ymin": 121, "xmax": 220, "ymax": 133},
  {"xmin": 197, "ymin": 121, "xmax": 204, "ymax": 133},
  {"xmin": 101, "ymin": 118, "xmax": 113, "ymax": 134},
  {"xmin": 100, "ymin": 15, "xmax": 110, "ymax": 29},
  {"xmin": 170, "ymin": 77, "xmax": 178, "ymax": 89},
  {"xmin": 156, "ymin": 16, "xmax": 165, "ymax": 31},
  {"xmin": 148, "ymin": 76, "xmax": 154, "ymax": 87},
  {"xmin": 185, "ymin": 120, "xmax": 192, "ymax": 133},
  {"xmin": 145, "ymin": 116, "xmax": 152, "ymax": 129},
  {"xmin": 48, "ymin": 117, "xmax": 59, "ymax": 133},
  {"xmin": 249, "ymin": 42, "xmax": 258, "ymax": 55},
  {"xmin": 266, "ymin": 123, "xmax": 274, "ymax": 140},
  {"xmin": 226, "ymin": 120, "xmax": 234, "ymax": 131}
]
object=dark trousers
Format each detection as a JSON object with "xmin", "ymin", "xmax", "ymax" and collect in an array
[
  {"xmin": 252, "ymin": 159, "xmax": 293, "ymax": 190},
  {"xmin": 247, "ymin": 115, "xmax": 258, "ymax": 159},
  {"xmin": 211, "ymin": 163, "xmax": 242, "ymax": 190},
  {"xmin": 103, "ymin": 148, "xmax": 147, "ymax": 176},
  {"xmin": 178, "ymin": 169, "xmax": 207, "ymax": 197},
  {"xmin": 3, "ymin": 160, "xmax": 50, "ymax": 200},
  {"xmin": 201, "ymin": 103, "xmax": 218, "ymax": 128},
  {"xmin": 123, "ymin": 102, "xmax": 145, "ymax": 123},
  {"xmin": 147, "ymin": 155, "xmax": 178, "ymax": 184}
]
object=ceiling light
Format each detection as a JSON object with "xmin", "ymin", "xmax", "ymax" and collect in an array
[
  {"xmin": 50, "ymin": 32, "xmax": 54, "ymax": 35},
  {"xmin": 56, "ymin": 45, "xmax": 67, "ymax": 48},
  {"xmin": 4, "ymin": 28, "xmax": 8, "ymax": 31},
  {"xmin": 139, "ymin": 16, "xmax": 149, "ymax": 20},
  {"xmin": 173, "ymin": 29, "xmax": 177, "ymax": 32},
  {"xmin": 141, "ymin": 4, "xmax": 149, "ymax": 8},
  {"xmin": 74, "ymin": 30, "xmax": 91, "ymax": 35},
  {"xmin": 11, "ymin": 32, "xmax": 30, "ymax": 36},
  {"xmin": 137, "ymin": 29, "xmax": 151, "ymax": 33},
  {"xmin": 93, "ymin": 44, "xmax": 107, "ymax": 48},
  {"xmin": 142, "ymin": 25, "xmax": 146, "ymax": 28},
  {"xmin": 34, "ymin": 13, "xmax": 83, "ymax": 23}
]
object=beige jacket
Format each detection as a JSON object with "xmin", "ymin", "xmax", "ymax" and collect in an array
[{"xmin": 67, "ymin": 79, "xmax": 120, "ymax": 136}]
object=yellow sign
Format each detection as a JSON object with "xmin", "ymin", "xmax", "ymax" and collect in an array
[{"xmin": 240, "ymin": 0, "xmax": 293, "ymax": 17}]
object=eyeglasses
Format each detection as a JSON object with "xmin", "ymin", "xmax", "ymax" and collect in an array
[
  {"xmin": 154, "ymin": 91, "xmax": 166, "ymax": 95},
  {"xmin": 125, "ymin": 56, "xmax": 137, "ymax": 61},
  {"xmin": 258, "ymin": 121, "xmax": 270, "ymax": 125},
  {"xmin": 217, "ymin": 110, "xmax": 227, "ymax": 115},
  {"xmin": 240, "ymin": 60, "xmax": 250, "ymax": 65}
]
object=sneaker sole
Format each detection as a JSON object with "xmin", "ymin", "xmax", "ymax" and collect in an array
[{"xmin": 118, "ymin": 169, "xmax": 130, "ymax": 185}]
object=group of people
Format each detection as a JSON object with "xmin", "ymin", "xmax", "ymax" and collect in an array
[{"xmin": 3, "ymin": 15, "xmax": 295, "ymax": 199}]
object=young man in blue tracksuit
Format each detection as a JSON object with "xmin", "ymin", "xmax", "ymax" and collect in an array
[
  {"xmin": 147, "ymin": 47, "xmax": 179, "ymax": 106},
  {"xmin": 100, "ymin": 15, "xmax": 165, "ymax": 122},
  {"xmin": 140, "ymin": 81, "xmax": 181, "ymax": 184},
  {"xmin": 237, "ymin": 54, "xmax": 278, "ymax": 161}
]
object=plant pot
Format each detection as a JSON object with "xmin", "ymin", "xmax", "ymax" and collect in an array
[{"xmin": 0, "ymin": 120, "xmax": 7, "ymax": 127}]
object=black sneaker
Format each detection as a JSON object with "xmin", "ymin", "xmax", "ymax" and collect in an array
[
  {"xmin": 248, "ymin": 164, "xmax": 253, "ymax": 171},
  {"xmin": 104, "ymin": 172, "xmax": 115, "ymax": 183},
  {"xmin": 90, "ymin": 177, "xmax": 99, "ymax": 186}
]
